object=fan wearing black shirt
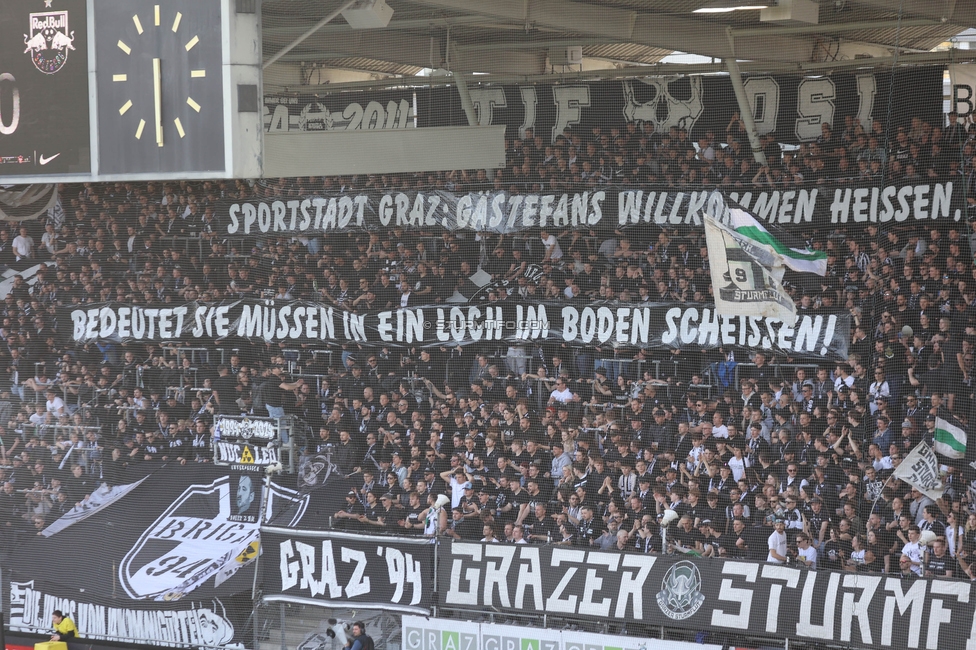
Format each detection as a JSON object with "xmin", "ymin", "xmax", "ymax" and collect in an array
[
  {"xmin": 212, "ymin": 365, "xmax": 239, "ymax": 415},
  {"xmin": 669, "ymin": 515, "xmax": 703, "ymax": 553},
  {"xmin": 506, "ymin": 479, "xmax": 531, "ymax": 525},
  {"xmin": 575, "ymin": 506, "xmax": 606, "ymax": 546},
  {"xmin": 728, "ymin": 518, "xmax": 750, "ymax": 558},
  {"xmin": 334, "ymin": 490, "xmax": 366, "ymax": 532},
  {"xmin": 698, "ymin": 520, "xmax": 725, "ymax": 557},
  {"xmin": 526, "ymin": 503, "xmax": 559, "ymax": 542},
  {"xmin": 701, "ymin": 493, "xmax": 726, "ymax": 532},
  {"xmin": 398, "ymin": 491, "xmax": 426, "ymax": 536},
  {"xmin": 805, "ymin": 497, "xmax": 830, "ymax": 547},
  {"xmin": 920, "ymin": 504, "xmax": 946, "ymax": 539},
  {"xmin": 925, "ymin": 538, "xmax": 957, "ymax": 577}
]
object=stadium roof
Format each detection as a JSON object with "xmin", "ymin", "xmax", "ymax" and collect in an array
[{"xmin": 261, "ymin": 0, "xmax": 976, "ymax": 91}]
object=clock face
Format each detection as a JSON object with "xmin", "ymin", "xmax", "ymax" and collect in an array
[{"xmin": 95, "ymin": 0, "xmax": 224, "ymax": 176}]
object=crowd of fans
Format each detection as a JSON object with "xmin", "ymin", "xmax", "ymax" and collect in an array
[{"xmin": 1, "ymin": 113, "xmax": 976, "ymax": 582}]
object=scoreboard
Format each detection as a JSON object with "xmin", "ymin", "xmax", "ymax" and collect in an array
[{"xmin": 0, "ymin": 0, "xmax": 262, "ymax": 183}]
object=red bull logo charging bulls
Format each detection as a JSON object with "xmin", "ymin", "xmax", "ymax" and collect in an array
[{"xmin": 24, "ymin": 10, "xmax": 75, "ymax": 74}]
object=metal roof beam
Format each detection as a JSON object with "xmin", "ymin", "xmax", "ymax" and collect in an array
[
  {"xmin": 268, "ymin": 49, "xmax": 976, "ymax": 94},
  {"xmin": 849, "ymin": 0, "xmax": 976, "ymax": 28},
  {"xmin": 405, "ymin": 0, "xmax": 816, "ymax": 62},
  {"xmin": 270, "ymin": 33, "xmax": 550, "ymax": 75},
  {"xmin": 731, "ymin": 17, "xmax": 938, "ymax": 37},
  {"xmin": 262, "ymin": 15, "xmax": 520, "ymax": 38}
]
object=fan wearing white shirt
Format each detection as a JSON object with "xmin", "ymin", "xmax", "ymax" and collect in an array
[
  {"xmin": 45, "ymin": 389, "xmax": 66, "ymax": 417},
  {"xmin": 868, "ymin": 369, "xmax": 890, "ymax": 414},
  {"xmin": 548, "ymin": 378, "xmax": 575, "ymax": 404},
  {"xmin": 898, "ymin": 526, "xmax": 925, "ymax": 576},
  {"xmin": 795, "ymin": 533, "xmax": 817, "ymax": 569},
  {"xmin": 12, "ymin": 226, "xmax": 34, "ymax": 260},
  {"xmin": 767, "ymin": 519, "xmax": 788, "ymax": 564},
  {"xmin": 539, "ymin": 230, "xmax": 563, "ymax": 262},
  {"xmin": 711, "ymin": 411, "xmax": 729, "ymax": 439}
]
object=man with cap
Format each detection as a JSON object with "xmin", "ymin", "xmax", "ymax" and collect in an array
[
  {"xmin": 922, "ymin": 413, "xmax": 938, "ymax": 445},
  {"xmin": 458, "ymin": 482, "xmax": 481, "ymax": 520},
  {"xmin": 334, "ymin": 489, "xmax": 366, "ymax": 531},
  {"xmin": 550, "ymin": 441, "xmax": 572, "ymax": 483},
  {"xmin": 805, "ymin": 496, "xmax": 829, "ymax": 550},
  {"xmin": 767, "ymin": 518, "xmax": 789, "ymax": 564},
  {"xmin": 377, "ymin": 493, "xmax": 400, "ymax": 531}
]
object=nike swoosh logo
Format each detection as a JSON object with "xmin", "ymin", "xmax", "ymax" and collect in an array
[{"xmin": 39, "ymin": 153, "xmax": 60, "ymax": 165}]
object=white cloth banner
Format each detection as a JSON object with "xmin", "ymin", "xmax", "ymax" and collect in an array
[
  {"xmin": 40, "ymin": 476, "xmax": 149, "ymax": 537},
  {"xmin": 704, "ymin": 214, "xmax": 796, "ymax": 324},
  {"xmin": 893, "ymin": 441, "xmax": 945, "ymax": 501}
]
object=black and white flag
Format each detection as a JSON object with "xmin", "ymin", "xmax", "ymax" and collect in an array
[{"xmin": 894, "ymin": 441, "xmax": 945, "ymax": 501}]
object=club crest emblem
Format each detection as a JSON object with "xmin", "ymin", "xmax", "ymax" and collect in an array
[
  {"xmin": 120, "ymin": 476, "xmax": 307, "ymax": 601},
  {"xmin": 24, "ymin": 11, "xmax": 76, "ymax": 74},
  {"xmin": 656, "ymin": 561, "xmax": 706, "ymax": 620}
]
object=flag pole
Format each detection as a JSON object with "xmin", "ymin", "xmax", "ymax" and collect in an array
[{"xmin": 869, "ymin": 472, "xmax": 897, "ymax": 519}]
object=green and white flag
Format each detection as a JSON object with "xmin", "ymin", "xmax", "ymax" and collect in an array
[
  {"xmin": 704, "ymin": 215, "xmax": 796, "ymax": 323},
  {"xmin": 722, "ymin": 207, "xmax": 827, "ymax": 277},
  {"xmin": 934, "ymin": 417, "xmax": 967, "ymax": 459}
]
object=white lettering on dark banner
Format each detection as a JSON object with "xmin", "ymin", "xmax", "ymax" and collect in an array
[
  {"xmin": 278, "ymin": 538, "xmax": 424, "ymax": 606},
  {"xmin": 445, "ymin": 543, "xmax": 656, "ymax": 618},
  {"xmin": 213, "ymin": 441, "xmax": 279, "ymax": 467},
  {"xmin": 225, "ymin": 192, "xmax": 606, "ymax": 235},
  {"xmin": 214, "ymin": 417, "xmax": 277, "ymax": 441},
  {"xmin": 219, "ymin": 182, "xmax": 960, "ymax": 235},
  {"xmin": 439, "ymin": 543, "xmax": 976, "ymax": 650},
  {"xmin": 630, "ymin": 307, "xmax": 837, "ymax": 356},
  {"xmin": 616, "ymin": 183, "xmax": 959, "ymax": 227},
  {"xmin": 265, "ymin": 69, "xmax": 939, "ymax": 144},
  {"xmin": 8, "ymin": 580, "xmax": 236, "ymax": 648},
  {"xmin": 64, "ymin": 301, "xmax": 850, "ymax": 361}
]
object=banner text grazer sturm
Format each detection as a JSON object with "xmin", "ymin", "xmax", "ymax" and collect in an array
[
  {"xmin": 64, "ymin": 300, "xmax": 851, "ymax": 360},
  {"xmin": 221, "ymin": 180, "xmax": 967, "ymax": 235},
  {"xmin": 438, "ymin": 542, "xmax": 976, "ymax": 650},
  {"xmin": 259, "ymin": 528, "xmax": 434, "ymax": 614},
  {"xmin": 264, "ymin": 67, "xmax": 942, "ymax": 145}
]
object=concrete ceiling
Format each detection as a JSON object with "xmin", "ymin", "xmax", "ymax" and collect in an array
[{"xmin": 260, "ymin": 0, "xmax": 972, "ymax": 90}]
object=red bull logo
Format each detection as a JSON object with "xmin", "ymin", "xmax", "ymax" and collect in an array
[
  {"xmin": 30, "ymin": 15, "xmax": 67, "ymax": 31},
  {"xmin": 24, "ymin": 11, "xmax": 75, "ymax": 75}
]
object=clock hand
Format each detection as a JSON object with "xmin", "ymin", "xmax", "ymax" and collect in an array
[{"xmin": 153, "ymin": 58, "xmax": 163, "ymax": 147}]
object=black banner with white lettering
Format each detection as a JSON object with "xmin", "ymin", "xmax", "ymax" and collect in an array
[
  {"xmin": 259, "ymin": 527, "xmax": 435, "ymax": 614},
  {"xmin": 438, "ymin": 541, "xmax": 976, "ymax": 650},
  {"xmin": 221, "ymin": 180, "xmax": 968, "ymax": 236},
  {"xmin": 264, "ymin": 68, "xmax": 942, "ymax": 146},
  {"xmin": 62, "ymin": 300, "xmax": 851, "ymax": 360},
  {"xmin": 1, "ymin": 465, "xmax": 311, "ymax": 648},
  {"xmin": 5, "ymin": 577, "xmax": 252, "ymax": 649},
  {"xmin": 213, "ymin": 416, "xmax": 281, "ymax": 471}
]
